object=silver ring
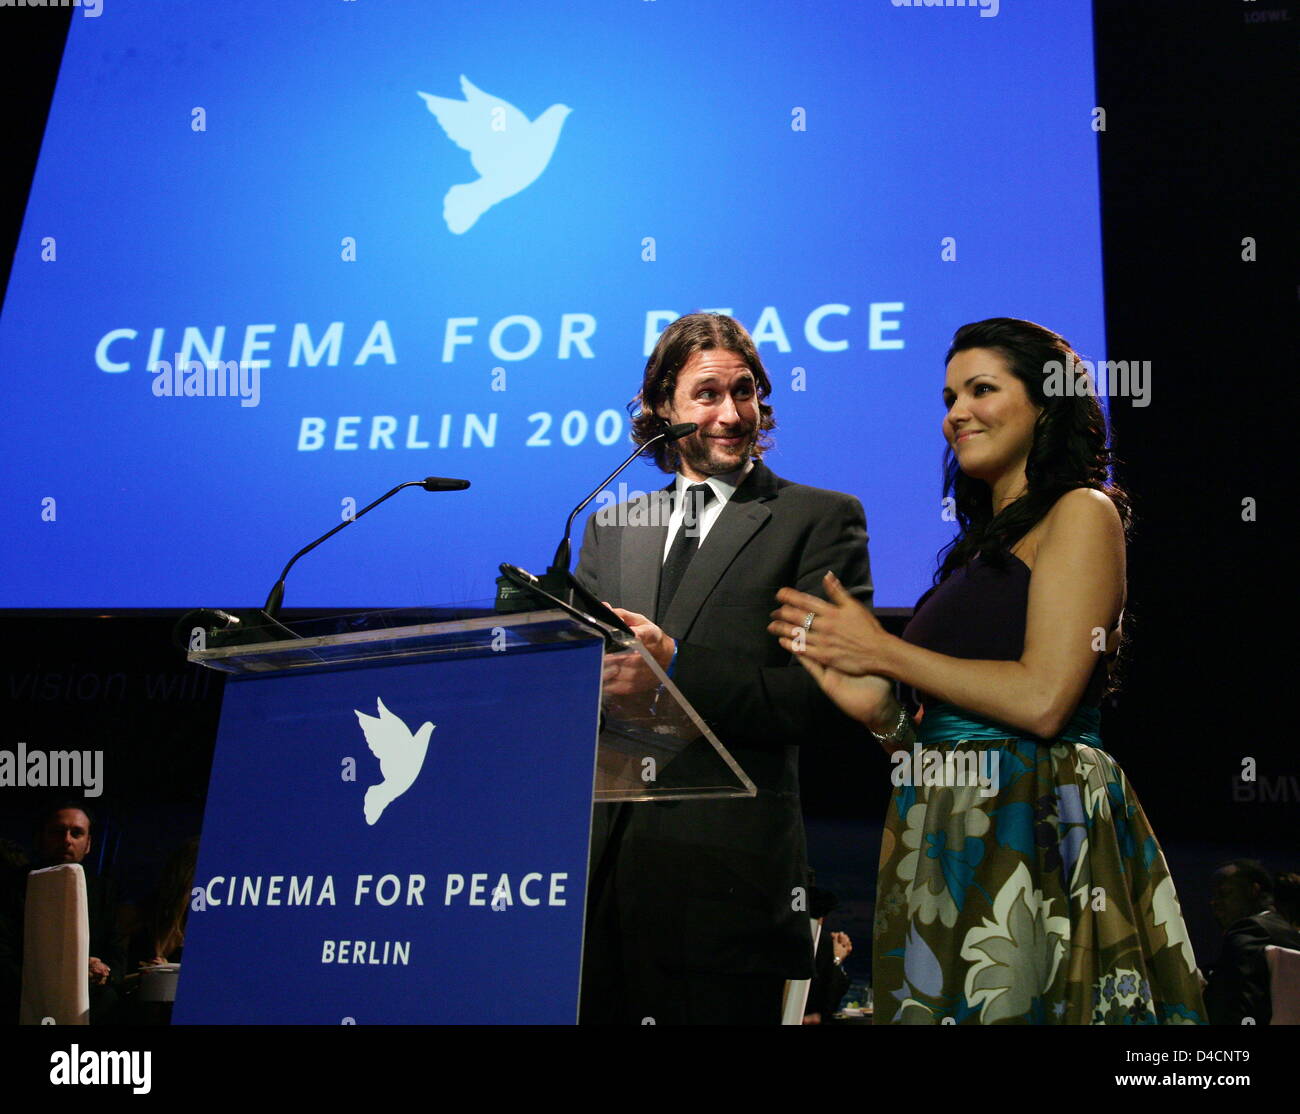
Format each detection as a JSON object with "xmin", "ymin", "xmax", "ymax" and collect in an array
[{"xmin": 802, "ymin": 611, "xmax": 816, "ymax": 632}]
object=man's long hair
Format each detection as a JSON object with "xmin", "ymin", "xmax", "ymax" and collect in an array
[{"xmin": 628, "ymin": 313, "xmax": 776, "ymax": 472}]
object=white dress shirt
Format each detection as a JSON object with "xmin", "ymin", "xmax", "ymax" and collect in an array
[{"xmin": 660, "ymin": 460, "xmax": 754, "ymax": 562}]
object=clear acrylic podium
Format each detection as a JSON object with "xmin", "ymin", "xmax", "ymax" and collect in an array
[
  {"xmin": 187, "ymin": 605, "xmax": 757, "ymax": 803},
  {"xmin": 173, "ymin": 604, "xmax": 755, "ymax": 1024}
]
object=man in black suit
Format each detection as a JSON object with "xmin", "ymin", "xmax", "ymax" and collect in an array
[
  {"xmin": 1204, "ymin": 859, "xmax": 1300, "ymax": 1025},
  {"xmin": 575, "ymin": 312, "xmax": 874, "ymax": 1024}
]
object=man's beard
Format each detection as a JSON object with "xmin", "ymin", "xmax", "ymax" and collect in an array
[{"xmin": 675, "ymin": 426, "xmax": 757, "ymax": 476}]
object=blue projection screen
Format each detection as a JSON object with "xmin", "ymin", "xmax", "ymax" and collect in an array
[{"xmin": 0, "ymin": 0, "xmax": 1105, "ymax": 610}]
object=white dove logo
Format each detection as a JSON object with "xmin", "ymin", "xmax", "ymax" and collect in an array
[
  {"xmin": 354, "ymin": 698, "xmax": 434, "ymax": 825},
  {"xmin": 417, "ymin": 76, "xmax": 571, "ymax": 234}
]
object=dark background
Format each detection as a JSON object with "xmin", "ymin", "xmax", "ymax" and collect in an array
[{"xmin": 1, "ymin": 0, "xmax": 1296, "ymax": 1002}]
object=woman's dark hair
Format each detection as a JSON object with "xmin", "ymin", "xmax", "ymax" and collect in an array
[
  {"xmin": 628, "ymin": 312, "xmax": 776, "ymax": 472},
  {"xmin": 149, "ymin": 836, "xmax": 200, "ymax": 961},
  {"xmin": 934, "ymin": 317, "xmax": 1131, "ymax": 583},
  {"xmin": 931, "ymin": 318, "xmax": 1133, "ymax": 695}
]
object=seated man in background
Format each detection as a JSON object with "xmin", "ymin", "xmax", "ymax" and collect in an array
[
  {"xmin": 1204, "ymin": 858, "xmax": 1300, "ymax": 1025},
  {"xmin": 0, "ymin": 800, "xmax": 126, "ymax": 1024}
]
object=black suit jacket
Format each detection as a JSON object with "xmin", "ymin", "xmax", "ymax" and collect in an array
[
  {"xmin": 1204, "ymin": 910, "xmax": 1300, "ymax": 1025},
  {"xmin": 575, "ymin": 460, "xmax": 873, "ymax": 978}
]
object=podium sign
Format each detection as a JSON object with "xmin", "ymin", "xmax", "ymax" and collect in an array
[{"xmin": 174, "ymin": 634, "xmax": 603, "ymax": 1024}]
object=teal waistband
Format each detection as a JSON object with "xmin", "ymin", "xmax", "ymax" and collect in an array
[{"xmin": 917, "ymin": 703, "xmax": 1102, "ymax": 748}]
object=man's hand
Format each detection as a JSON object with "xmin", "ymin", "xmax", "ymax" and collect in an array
[
  {"xmin": 601, "ymin": 605, "xmax": 676, "ymax": 695},
  {"xmin": 88, "ymin": 957, "xmax": 110, "ymax": 986},
  {"xmin": 831, "ymin": 931, "xmax": 853, "ymax": 962}
]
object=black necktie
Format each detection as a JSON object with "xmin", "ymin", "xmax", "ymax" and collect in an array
[{"xmin": 656, "ymin": 483, "xmax": 714, "ymax": 625}]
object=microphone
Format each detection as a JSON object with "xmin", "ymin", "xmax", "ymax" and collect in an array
[
  {"xmin": 498, "ymin": 562, "xmax": 635, "ymax": 650},
  {"xmin": 495, "ymin": 422, "xmax": 695, "ymax": 615},
  {"xmin": 549, "ymin": 422, "xmax": 696, "ymax": 575},
  {"xmin": 263, "ymin": 476, "xmax": 470, "ymax": 617},
  {"xmin": 172, "ymin": 607, "xmax": 250, "ymax": 650}
]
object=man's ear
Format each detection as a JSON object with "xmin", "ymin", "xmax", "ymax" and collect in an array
[{"xmin": 654, "ymin": 384, "xmax": 676, "ymax": 421}]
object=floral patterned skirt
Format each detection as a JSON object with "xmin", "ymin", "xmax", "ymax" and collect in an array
[{"xmin": 872, "ymin": 736, "xmax": 1207, "ymax": 1024}]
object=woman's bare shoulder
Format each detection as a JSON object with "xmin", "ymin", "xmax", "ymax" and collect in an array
[
  {"xmin": 1044, "ymin": 487, "xmax": 1123, "ymax": 536},
  {"xmin": 1015, "ymin": 489, "xmax": 1122, "ymax": 570}
]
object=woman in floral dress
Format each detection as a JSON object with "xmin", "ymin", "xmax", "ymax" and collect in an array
[{"xmin": 770, "ymin": 318, "xmax": 1206, "ymax": 1024}]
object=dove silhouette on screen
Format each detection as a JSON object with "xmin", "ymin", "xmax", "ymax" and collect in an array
[
  {"xmin": 417, "ymin": 77, "xmax": 571, "ymax": 234},
  {"xmin": 354, "ymin": 698, "xmax": 434, "ymax": 825}
]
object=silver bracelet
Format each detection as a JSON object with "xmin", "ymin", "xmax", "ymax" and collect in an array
[{"xmin": 870, "ymin": 703, "xmax": 911, "ymax": 745}]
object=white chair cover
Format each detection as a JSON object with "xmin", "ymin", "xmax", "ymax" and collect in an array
[
  {"xmin": 19, "ymin": 863, "xmax": 90, "ymax": 1026},
  {"xmin": 1265, "ymin": 943, "xmax": 1300, "ymax": 1025}
]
